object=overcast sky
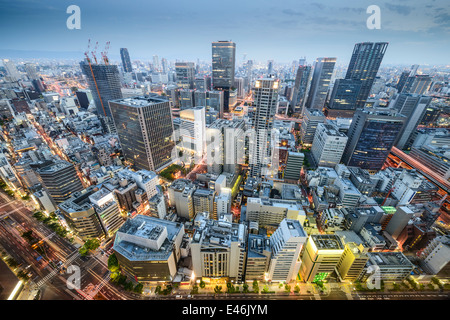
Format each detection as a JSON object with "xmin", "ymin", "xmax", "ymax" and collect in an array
[{"xmin": 0, "ymin": 0, "xmax": 449, "ymax": 65}]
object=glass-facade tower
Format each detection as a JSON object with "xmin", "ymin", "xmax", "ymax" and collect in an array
[
  {"xmin": 342, "ymin": 109, "xmax": 405, "ymax": 171},
  {"xmin": 212, "ymin": 41, "xmax": 236, "ymax": 112},
  {"xmin": 345, "ymin": 42, "xmax": 388, "ymax": 109},
  {"xmin": 120, "ymin": 48, "xmax": 133, "ymax": 73},
  {"xmin": 109, "ymin": 95, "xmax": 175, "ymax": 172}
]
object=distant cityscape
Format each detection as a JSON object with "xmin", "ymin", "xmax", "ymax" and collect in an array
[{"xmin": 0, "ymin": 32, "xmax": 449, "ymax": 302}]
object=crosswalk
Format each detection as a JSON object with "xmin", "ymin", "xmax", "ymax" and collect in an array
[
  {"xmin": 35, "ymin": 250, "xmax": 80, "ymax": 288},
  {"xmin": 0, "ymin": 205, "xmax": 25, "ymax": 218},
  {"xmin": 87, "ymin": 272, "xmax": 111, "ymax": 298}
]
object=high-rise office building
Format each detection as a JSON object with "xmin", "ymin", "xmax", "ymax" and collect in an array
[
  {"xmin": 195, "ymin": 77, "xmax": 207, "ymax": 91},
  {"xmin": 161, "ymin": 58, "xmax": 168, "ymax": 74},
  {"xmin": 168, "ymin": 179, "xmax": 196, "ymax": 220},
  {"xmin": 267, "ymin": 219, "xmax": 308, "ymax": 282},
  {"xmin": 234, "ymin": 77, "xmax": 245, "ymax": 99},
  {"xmin": 245, "ymin": 60, "xmax": 253, "ymax": 91},
  {"xmin": 113, "ymin": 215, "xmax": 185, "ymax": 281},
  {"xmin": 109, "ymin": 95, "xmax": 175, "ymax": 172},
  {"xmin": 283, "ymin": 152, "xmax": 304, "ymax": 181},
  {"xmin": 305, "ymin": 57, "xmax": 336, "ymax": 109},
  {"xmin": 267, "ymin": 60, "xmax": 274, "ymax": 76},
  {"xmin": 249, "ymin": 78, "xmax": 280, "ymax": 178},
  {"xmin": 396, "ymin": 70, "xmax": 410, "ymax": 92},
  {"xmin": 59, "ymin": 186, "xmax": 123, "ymax": 240},
  {"xmin": 342, "ymin": 109, "xmax": 405, "ymax": 171},
  {"xmin": 344, "ymin": 42, "xmax": 388, "ymax": 109},
  {"xmin": 311, "ymin": 123, "xmax": 348, "ymax": 167},
  {"xmin": 402, "ymin": 74, "xmax": 432, "ymax": 95},
  {"xmin": 336, "ymin": 242, "xmax": 369, "ymax": 282},
  {"xmin": 175, "ymin": 62, "xmax": 195, "ymax": 89},
  {"xmin": 2, "ymin": 59, "xmax": 21, "ymax": 81},
  {"xmin": 299, "ymin": 108, "xmax": 326, "ymax": 145},
  {"xmin": 325, "ymin": 78, "xmax": 362, "ymax": 118},
  {"xmin": 36, "ymin": 160, "xmax": 84, "ymax": 204},
  {"xmin": 212, "ymin": 41, "xmax": 236, "ymax": 112},
  {"xmin": 290, "ymin": 65, "xmax": 312, "ymax": 113},
  {"xmin": 152, "ymin": 55, "xmax": 160, "ymax": 72},
  {"xmin": 299, "ymin": 234, "xmax": 345, "ymax": 282},
  {"xmin": 191, "ymin": 215, "xmax": 247, "ymax": 281},
  {"xmin": 120, "ymin": 48, "xmax": 133, "ymax": 73},
  {"xmin": 385, "ymin": 206, "xmax": 414, "ymax": 239},
  {"xmin": 179, "ymin": 106, "xmax": 206, "ymax": 163},
  {"xmin": 80, "ymin": 61, "xmax": 123, "ymax": 125},
  {"xmin": 179, "ymin": 89, "xmax": 195, "ymax": 110},
  {"xmin": 24, "ymin": 63, "xmax": 38, "ymax": 80},
  {"xmin": 391, "ymin": 93, "xmax": 432, "ymax": 149},
  {"xmin": 206, "ymin": 118, "xmax": 245, "ymax": 175}
]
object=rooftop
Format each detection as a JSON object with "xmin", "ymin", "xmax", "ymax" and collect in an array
[
  {"xmin": 311, "ymin": 234, "xmax": 344, "ymax": 250},
  {"xmin": 111, "ymin": 94, "xmax": 168, "ymax": 108},
  {"xmin": 367, "ymin": 252, "xmax": 413, "ymax": 268},
  {"xmin": 114, "ymin": 215, "xmax": 183, "ymax": 261}
]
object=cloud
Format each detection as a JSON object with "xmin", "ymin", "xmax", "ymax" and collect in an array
[
  {"xmin": 339, "ymin": 7, "xmax": 365, "ymax": 14},
  {"xmin": 434, "ymin": 12, "xmax": 450, "ymax": 29},
  {"xmin": 311, "ymin": 2, "xmax": 325, "ymax": 10},
  {"xmin": 282, "ymin": 9, "xmax": 304, "ymax": 16},
  {"xmin": 384, "ymin": 3, "xmax": 413, "ymax": 16}
]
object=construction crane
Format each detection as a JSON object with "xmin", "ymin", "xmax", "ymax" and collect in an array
[
  {"xmin": 101, "ymin": 41, "xmax": 110, "ymax": 65},
  {"xmin": 84, "ymin": 39, "xmax": 107, "ymax": 117},
  {"xmin": 91, "ymin": 41, "xmax": 99, "ymax": 64}
]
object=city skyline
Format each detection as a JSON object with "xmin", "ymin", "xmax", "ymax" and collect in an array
[
  {"xmin": 0, "ymin": 0, "xmax": 449, "ymax": 307},
  {"xmin": 0, "ymin": 0, "xmax": 449, "ymax": 65}
]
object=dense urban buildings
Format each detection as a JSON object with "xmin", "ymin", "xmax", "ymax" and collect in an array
[{"xmin": 0, "ymin": 15, "xmax": 448, "ymax": 304}]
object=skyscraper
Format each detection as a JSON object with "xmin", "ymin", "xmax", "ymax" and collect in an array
[
  {"xmin": 391, "ymin": 93, "xmax": 432, "ymax": 149},
  {"xmin": 175, "ymin": 62, "xmax": 195, "ymax": 89},
  {"xmin": 402, "ymin": 74, "xmax": 432, "ymax": 95},
  {"xmin": 212, "ymin": 41, "xmax": 236, "ymax": 112},
  {"xmin": 249, "ymin": 78, "xmax": 280, "ymax": 178},
  {"xmin": 36, "ymin": 160, "xmax": 84, "ymax": 204},
  {"xmin": 267, "ymin": 60, "xmax": 274, "ymax": 76},
  {"xmin": 396, "ymin": 70, "xmax": 410, "ymax": 92},
  {"xmin": 206, "ymin": 118, "xmax": 245, "ymax": 175},
  {"xmin": 344, "ymin": 42, "xmax": 388, "ymax": 109},
  {"xmin": 109, "ymin": 95, "xmax": 175, "ymax": 172},
  {"xmin": 342, "ymin": 109, "xmax": 405, "ymax": 171},
  {"xmin": 305, "ymin": 57, "xmax": 336, "ymax": 110},
  {"xmin": 311, "ymin": 123, "xmax": 348, "ymax": 167},
  {"xmin": 152, "ymin": 55, "xmax": 160, "ymax": 72},
  {"xmin": 290, "ymin": 65, "xmax": 312, "ymax": 113},
  {"xmin": 24, "ymin": 63, "xmax": 38, "ymax": 80},
  {"xmin": 2, "ymin": 59, "xmax": 21, "ymax": 81},
  {"xmin": 267, "ymin": 219, "xmax": 308, "ymax": 282},
  {"xmin": 385, "ymin": 206, "xmax": 415, "ymax": 239},
  {"xmin": 283, "ymin": 152, "xmax": 304, "ymax": 181},
  {"xmin": 299, "ymin": 108, "xmax": 325, "ymax": 146},
  {"xmin": 324, "ymin": 78, "xmax": 362, "ymax": 118},
  {"xmin": 80, "ymin": 61, "xmax": 123, "ymax": 119},
  {"xmin": 179, "ymin": 106, "xmax": 206, "ymax": 163},
  {"xmin": 120, "ymin": 48, "xmax": 133, "ymax": 73}
]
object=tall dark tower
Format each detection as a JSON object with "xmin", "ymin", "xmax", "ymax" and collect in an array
[
  {"xmin": 342, "ymin": 109, "xmax": 405, "ymax": 172},
  {"xmin": 212, "ymin": 41, "xmax": 236, "ymax": 112},
  {"xmin": 345, "ymin": 42, "xmax": 388, "ymax": 109},
  {"xmin": 290, "ymin": 64, "xmax": 312, "ymax": 113},
  {"xmin": 120, "ymin": 48, "xmax": 133, "ymax": 73},
  {"xmin": 80, "ymin": 61, "xmax": 123, "ymax": 118},
  {"xmin": 80, "ymin": 61, "xmax": 123, "ymax": 133}
]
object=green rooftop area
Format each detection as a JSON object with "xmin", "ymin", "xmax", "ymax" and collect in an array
[{"xmin": 381, "ymin": 206, "xmax": 396, "ymax": 214}]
